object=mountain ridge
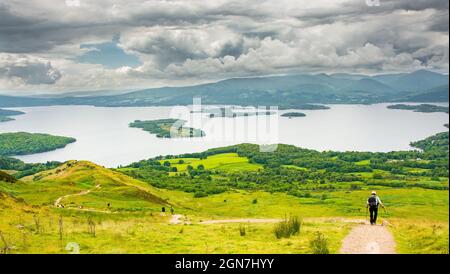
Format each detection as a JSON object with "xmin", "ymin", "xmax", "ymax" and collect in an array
[{"xmin": 0, "ymin": 70, "xmax": 448, "ymax": 108}]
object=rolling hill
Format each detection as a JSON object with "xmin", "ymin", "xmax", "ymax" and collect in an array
[
  {"xmin": 0, "ymin": 70, "xmax": 448, "ymax": 108},
  {"xmin": 15, "ymin": 161, "xmax": 171, "ymax": 210},
  {"xmin": 373, "ymin": 70, "xmax": 449, "ymax": 92},
  {"xmin": 0, "ymin": 133, "xmax": 448, "ymax": 254}
]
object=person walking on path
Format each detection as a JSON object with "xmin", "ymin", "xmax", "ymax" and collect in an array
[{"xmin": 367, "ymin": 191, "xmax": 385, "ymax": 225}]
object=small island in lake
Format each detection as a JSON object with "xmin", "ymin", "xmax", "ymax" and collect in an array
[
  {"xmin": 0, "ymin": 117, "xmax": 14, "ymax": 122},
  {"xmin": 387, "ymin": 104, "xmax": 449, "ymax": 113},
  {"xmin": 130, "ymin": 119, "xmax": 205, "ymax": 138},
  {"xmin": 192, "ymin": 107, "xmax": 275, "ymax": 118},
  {"xmin": 0, "ymin": 109, "xmax": 25, "ymax": 123},
  {"xmin": 0, "ymin": 132, "xmax": 76, "ymax": 156},
  {"xmin": 281, "ymin": 112, "xmax": 306, "ymax": 118},
  {"xmin": 279, "ymin": 104, "xmax": 330, "ymax": 110}
]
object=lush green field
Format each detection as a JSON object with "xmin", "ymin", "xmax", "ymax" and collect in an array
[
  {"xmin": 0, "ymin": 170, "xmax": 16, "ymax": 183},
  {"xmin": 1, "ymin": 156, "xmax": 448, "ymax": 254},
  {"xmin": 159, "ymin": 153, "xmax": 263, "ymax": 173},
  {"xmin": 120, "ymin": 132, "xmax": 448, "ymax": 199},
  {"xmin": 0, "ymin": 162, "xmax": 347, "ymax": 254},
  {"xmin": 0, "ymin": 132, "xmax": 76, "ymax": 156}
]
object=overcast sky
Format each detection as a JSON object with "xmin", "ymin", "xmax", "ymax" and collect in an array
[{"xmin": 0, "ymin": 0, "xmax": 448, "ymax": 95}]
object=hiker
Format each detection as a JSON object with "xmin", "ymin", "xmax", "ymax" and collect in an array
[
  {"xmin": 170, "ymin": 206, "xmax": 174, "ymax": 215},
  {"xmin": 162, "ymin": 207, "xmax": 166, "ymax": 213},
  {"xmin": 367, "ymin": 191, "xmax": 385, "ymax": 225}
]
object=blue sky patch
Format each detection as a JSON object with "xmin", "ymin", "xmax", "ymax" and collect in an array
[{"xmin": 76, "ymin": 41, "xmax": 142, "ymax": 69}]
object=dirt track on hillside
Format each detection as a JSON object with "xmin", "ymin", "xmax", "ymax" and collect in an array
[
  {"xmin": 196, "ymin": 217, "xmax": 396, "ymax": 254},
  {"xmin": 54, "ymin": 184, "xmax": 101, "ymax": 208},
  {"xmin": 199, "ymin": 218, "xmax": 282, "ymax": 224},
  {"xmin": 340, "ymin": 224, "xmax": 396, "ymax": 254}
]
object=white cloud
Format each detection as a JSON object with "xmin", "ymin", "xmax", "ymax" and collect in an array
[
  {"xmin": 0, "ymin": 0, "xmax": 448, "ymax": 94},
  {"xmin": 119, "ymin": 25, "xmax": 248, "ymax": 67},
  {"xmin": 0, "ymin": 53, "xmax": 61, "ymax": 85}
]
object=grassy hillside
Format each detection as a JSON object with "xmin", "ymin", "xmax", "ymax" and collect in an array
[
  {"xmin": 0, "ymin": 169, "xmax": 447, "ymax": 254},
  {"xmin": 0, "ymin": 131, "xmax": 448, "ymax": 254},
  {"xmin": 0, "ymin": 170, "xmax": 16, "ymax": 183},
  {"xmin": 9, "ymin": 161, "xmax": 171, "ymax": 210},
  {"xmin": 0, "ymin": 162, "xmax": 351, "ymax": 254},
  {"xmin": 159, "ymin": 153, "xmax": 263, "ymax": 173}
]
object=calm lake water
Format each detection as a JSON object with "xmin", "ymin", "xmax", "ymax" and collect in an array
[{"xmin": 0, "ymin": 103, "xmax": 448, "ymax": 167}]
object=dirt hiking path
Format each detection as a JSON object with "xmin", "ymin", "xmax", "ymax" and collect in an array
[
  {"xmin": 198, "ymin": 217, "xmax": 367, "ymax": 225},
  {"xmin": 170, "ymin": 214, "xmax": 184, "ymax": 224},
  {"xmin": 196, "ymin": 217, "xmax": 396, "ymax": 254},
  {"xmin": 54, "ymin": 185, "xmax": 101, "ymax": 208},
  {"xmin": 199, "ymin": 218, "xmax": 281, "ymax": 224},
  {"xmin": 340, "ymin": 224, "xmax": 396, "ymax": 254}
]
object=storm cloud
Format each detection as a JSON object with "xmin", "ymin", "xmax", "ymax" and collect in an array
[{"xmin": 0, "ymin": 0, "xmax": 448, "ymax": 94}]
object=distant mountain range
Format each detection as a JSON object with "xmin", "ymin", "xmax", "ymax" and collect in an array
[{"xmin": 0, "ymin": 70, "xmax": 448, "ymax": 108}]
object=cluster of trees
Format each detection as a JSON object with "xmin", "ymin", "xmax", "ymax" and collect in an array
[
  {"xmin": 0, "ymin": 131, "xmax": 69, "ymax": 178},
  {"xmin": 411, "ymin": 132, "xmax": 449, "ymax": 157},
  {"xmin": 120, "ymin": 131, "xmax": 449, "ymax": 197},
  {"xmin": 0, "ymin": 156, "xmax": 61, "ymax": 178},
  {"xmin": 121, "ymin": 161, "xmax": 225, "ymax": 197},
  {"xmin": 0, "ymin": 132, "xmax": 76, "ymax": 156},
  {"xmin": 0, "ymin": 170, "xmax": 16, "ymax": 183},
  {"xmin": 281, "ymin": 112, "xmax": 306, "ymax": 118},
  {"xmin": 387, "ymin": 104, "xmax": 449, "ymax": 113}
]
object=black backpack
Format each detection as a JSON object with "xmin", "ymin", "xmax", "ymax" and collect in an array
[{"xmin": 368, "ymin": 196, "xmax": 378, "ymax": 208}]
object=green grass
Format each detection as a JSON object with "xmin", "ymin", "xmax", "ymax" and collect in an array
[
  {"xmin": 161, "ymin": 153, "xmax": 263, "ymax": 173},
  {"xmin": 355, "ymin": 160, "xmax": 370, "ymax": 165},
  {"xmin": 1, "ymin": 161, "xmax": 170, "ymax": 209},
  {"xmin": 0, "ymin": 209, "xmax": 351, "ymax": 254},
  {"xmin": 282, "ymin": 165, "xmax": 308, "ymax": 171},
  {"xmin": 0, "ymin": 157, "xmax": 448, "ymax": 254},
  {"xmin": 390, "ymin": 220, "xmax": 449, "ymax": 254}
]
